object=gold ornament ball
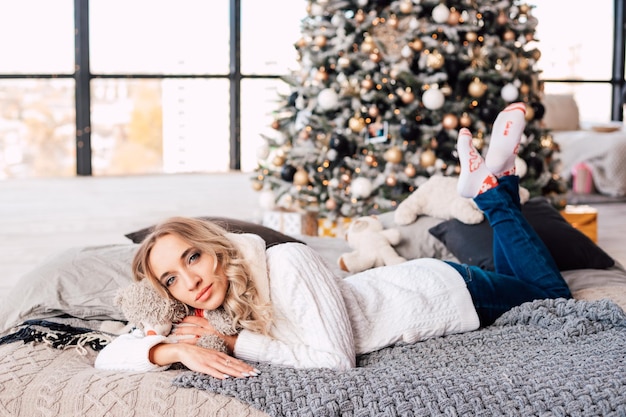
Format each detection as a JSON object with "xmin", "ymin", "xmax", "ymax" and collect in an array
[
  {"xmin": 519, "ymin": 84, "xmax": 530, "ymax": 95},
  {"xmin": 399, "ymin": 0, "xmax": 413, "ymax": 14},
  {"xmin": 387, "ymin": 15, "xmax": 399, "ymax": 29},
  {"xmin": 273, "ymin": 155, "xmax": 286, "ymax": 166},
  {"xmin": 497, "ymin": 11, "xmax": 508, "ymax": 25},
  {"xmin": 325, "ymin": 198, "xmax": 337, "ymax": 211},
  {"xmin": 384, "ymin": 146, "xmax": 403, "ymax": 164},
  {"xmin": 447, "ymin": 10, "xmax": 461, "ymax": 25},
  {"xmin": 410, "ymin": 39, "xmax": 424, "ymax": 52},
  {"xmin": 427, "ymin": 50, "xmax": 445, "ymax": 70},
  {"xmin": 460, "ymin": 112, "xmax": 472, "ymax": 127},
  {"xmin": 532, "ymin": 49, "xmax": 541, "ymax": 61},
  {"xmin": 314, "ymin": 35, "xmax": 327, "ymax": 48},
  {"xmin": 365, "ymin": 154, "xmax": 377, "ymax": 166},
  {"xmin": 442, "ymin": 113, "xmax": 459, "ymax": 130},
  {"xmin": 401, "ymin": 90, "xmax": 415, "ymax": 104},
  {"xmin": 368, "ymin": 105, "xmax": 380, "ymax": 118},
  {"xmin": 466, "ymin": 31, "xmax": 478, "ymax": 43},
  {"xmin": 503, "ymin": 30, "xmax": 515, "ymax": 42},
  {"xmin": 420, "ymin": 149, "xmax": 436, "ymax": 167},
  {"xmin": 252, "ymin": 181, "xmax": 263, "ymax": 191},
  {"xmin": 468, "ymin": 79, "xmax": 487, "ymax": 98},
  {"xmin": 404, "ymin": 164, "xmax": 417, "ymax": 177},
  {"xmin": 518, "ymin": 57, "xmax": 529, "ymax": 70},
  {"xmin": 361, "ymin": 37, "xmax": 376, "ymax": 54},
  {"xmin": 519, "ymin": 3, "xmax": 530, "ymax": 14},
  {"xmin": 271, "ymin": 119, "xmax": 280, "ymax": 130},
  {"xmin": 524, "ymin": 104, "xmax": 535, "ymax": 121},
  {"xmin": 349, "ymin": 116, "xmax": 366, "ymax": 132},
  {"xmin": 385, "ymin": 175, "xmax": 398, "ymax": 187},
  {"xmin": 361, "ymin": 78, "xmax": 375, "ymax": 90},
  {"xmin": 355, "ymin": 9, "xmax": 365, "ymax": 23},
  {"xmin": 370, "ymin": 52, "xmax": 382, "ymax": 63},
  {"xmin": 293, "ymin": 169, "xmax": 309, "ymax": 186}
]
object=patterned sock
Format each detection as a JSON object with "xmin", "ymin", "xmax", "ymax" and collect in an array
[
  {"xmin": 457, "ymin": 128, "xmax": 498, "ymax": 198},
  {"xmin": 485, "ymin": 102, "xmax": 526, "ymax": 177}
]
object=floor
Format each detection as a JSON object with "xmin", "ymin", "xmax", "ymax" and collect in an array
[{"xmin": 0, "ymin": 173, "xmax": 625, "ymax": 300}]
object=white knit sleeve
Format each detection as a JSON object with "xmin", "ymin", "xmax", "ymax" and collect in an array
[
  {"xmin": 234, "ymin": 243, "xmax": 356, "ymax": 370},
  {"xmin": 94, "ymin": 332, "xmax": 170, "ymax": 372}
]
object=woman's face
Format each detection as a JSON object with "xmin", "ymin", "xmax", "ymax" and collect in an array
[{"xmin": 148, "ymin": 233, "xmax": 228, "ymax": 310}]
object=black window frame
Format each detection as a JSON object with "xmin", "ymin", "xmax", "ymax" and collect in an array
[{"xmin": 0, "ymin": 0, "xmax": 625, "ymax": 176}]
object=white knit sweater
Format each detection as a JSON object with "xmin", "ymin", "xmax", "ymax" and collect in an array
[{"xmin": 95, "ymin": 234, "xmax": 479, "ymax": 372}]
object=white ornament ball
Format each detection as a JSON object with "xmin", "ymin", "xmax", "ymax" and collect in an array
[
  {"xmin": 422, "ymin": 88, "xmax": 445, "ymax": 110},
  {"xmin": 258, "ymin": 190, "xmax": 277, "ymax": 210},
  {"xmin": 357, "ymin": 0, "xmax": 368, "ymax": 6},
  {"xmin": 501, "ymin": 83, "xmax": 519, "ymax": 102},
  {"xmin": 515, "ymin": 156, "xmax": 528, "ymax": 178},
  {"xmin": 401, "ymin": 45, "xmax": 413, "ymax": 58},
  {"xmin": 256, "ymin": 143, "xmax": 270, "ymax": 160},
  {"xmin": 432, "ymin": 4, "xmax": 450, "ymax": 24},
  {"xmin": 328, "ymin": 178, "xmax": 340, "ymax": 188},
  {"xmin": 317, "ymin": 88, "xmax": 340, "ymax": 111},
  {"xmin": 350, "ymin": 177, "xmax": 373, "ymax": 199}
]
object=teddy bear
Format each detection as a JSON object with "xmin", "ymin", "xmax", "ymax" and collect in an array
[
  {"xmin": 394, "ymin": 175, "xmax": 531, "ymax": 226},
  {"xmin": 114, "ymin": 280, "xmax": 239, "ymax": 353},
  {"xmin": 338, "ymin": 215, "xmax": 406, "ymax": 273}
]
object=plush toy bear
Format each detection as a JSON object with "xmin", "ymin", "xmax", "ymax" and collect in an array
[
  {"xmin": 394, "ymin": 176, "xmax": 484, "ymax": 226},
  {"xmin": 338, "ymin": 215, "xmax": 406, "ymax": 273},
  {"xmin": 114, "ymin": 280, "xmax": 239, "ymax": 353},
  {"xmin": 394, "ymin": 175, "xmax": 530, "ymax": 226}
]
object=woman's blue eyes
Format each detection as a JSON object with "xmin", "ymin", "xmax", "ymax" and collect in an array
[{"xmin": 163, "ymin": 252, "xmax": 200, "ymax": 287}]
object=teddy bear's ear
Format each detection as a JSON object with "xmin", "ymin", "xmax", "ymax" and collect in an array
[{"xmin": 349, "ymin": 218, "xmax": 368, "ymax": 232}]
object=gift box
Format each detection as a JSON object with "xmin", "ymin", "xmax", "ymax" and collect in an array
[
  {"xmin": 318, "ymin": 217, "xmax": 353, "ymax": 238},
  {"xmin": 262, "ymin": 210, "xmax": 318, "ymax": 236},
  {"xmin": 561, "ymin": 205, "xmax": 598, "ymax": 242},
  {"xmin": 571, "ymin": 162, "xmax": 595, "ymax": 194}
]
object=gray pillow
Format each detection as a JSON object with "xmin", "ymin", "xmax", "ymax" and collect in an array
[
  {"xmin": 378, "ymin": 212, "xmax": 457, "ymax": 262},
  {"xmin": 0, "ymin": 245, "xmax": 136, "ymax": 335}
]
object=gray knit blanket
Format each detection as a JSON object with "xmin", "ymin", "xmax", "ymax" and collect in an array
[{"xmin": 173, "ymin": 298, "xmax": 626, "ymax": 416}]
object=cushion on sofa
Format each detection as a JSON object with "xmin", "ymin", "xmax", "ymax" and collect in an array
[{"xmin": 542, "ymin": 93, "xmax": 580, "ymax": 131}]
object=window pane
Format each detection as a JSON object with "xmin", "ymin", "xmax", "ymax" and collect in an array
[
  {"xmin": 543, "ymin": 82, "xmax": 612, "ymax": 124},
  {"xmin": 0, "ymin": 0, "xmax": 74, "ymax": 74},
  {"xmin": 241, "ymin": 78, "xmax": 292, "ymax": 172},
  {"xmin": 241, "ymin": 0, "xmax": 304, "ymax": 75},
  {"xmin": 91, "ymin": 78, "xmax": 229, "ymax": 176},
  {"xmin": 533, "ymin": 0, "xmax": 613, "ymax": 80},
  {"xmin": 90, "ymin": 0, "xmax": 229, "ymax": 74},
  {"xmin": 0, "ymin": 79, "xmax": 75, "ymax": 179}
]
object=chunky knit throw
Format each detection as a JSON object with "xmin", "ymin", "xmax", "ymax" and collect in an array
[{"xmin": 173, "ymin": 298, "xmax": 626, "ymax": 417}]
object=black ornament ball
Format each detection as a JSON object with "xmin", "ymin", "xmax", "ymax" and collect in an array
[
  {"xmin": 479, "ymin": 104, "xmax": 500, "ymax": 123},
  {"xmin": 531, "ymin": 102, "xmax": 546, "ymax": 120},
  {"xmin": 280, "ymin": 164, "xmax": 297, "ymax": 182},
  {"xmin": 400, "ymin": 119, "xmax": 420, "ymax": 141},
  {"xmin": 287, "ymin": 92, "xmax": 298, "ymax": 107},
  {"xmin": 525, "ymin": 155, "xmax": 545, "ymax": 178},
  {"xmin": 329, "ymin": 133, "xmax": 354, "ymax": 157}
]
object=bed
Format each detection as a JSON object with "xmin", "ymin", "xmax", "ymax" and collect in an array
[{"xmin": 1, "ymin": 202, "xmax": 626, "ymax": 417}]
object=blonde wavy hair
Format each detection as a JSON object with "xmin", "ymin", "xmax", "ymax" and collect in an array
[{"xmin": 131, "ymin": 217, "xmax": 272, "ymax": 335}]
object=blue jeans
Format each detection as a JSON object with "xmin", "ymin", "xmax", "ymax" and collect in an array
[{"xmin": 445, "ymin": 176, "xmax": 572, "ymax": 326}]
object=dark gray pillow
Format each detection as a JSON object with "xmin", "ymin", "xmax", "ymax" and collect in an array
[
  {"xmin": 125, "ymin": 216, "xmax": 304, "ymax": 248},
  {"xmin": 428, "ymin": 197, "xmax": 615, "ymax": 271}
]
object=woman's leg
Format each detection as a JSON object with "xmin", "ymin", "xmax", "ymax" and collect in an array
[{"xmin": 453, "ymin": 108, "xmax": 571, "ymax": 325}]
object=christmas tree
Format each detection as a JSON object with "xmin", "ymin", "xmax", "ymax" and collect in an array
[{"xmin": 252, "ymin": 0, "xmax": 566, "ymax": 220}]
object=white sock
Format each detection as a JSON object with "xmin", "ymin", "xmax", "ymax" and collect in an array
[
  {"xmin": 485, "ymin": 102, "xmax": 526, "ymax": 177},
  {"xmin": 457, "ymin": 128, "xmax": 498, "ymax": 198}
]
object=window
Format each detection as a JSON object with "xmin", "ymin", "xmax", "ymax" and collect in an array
[{"xmin": 0, "ymin": 0, "xmax": 623, "ymax": 179}]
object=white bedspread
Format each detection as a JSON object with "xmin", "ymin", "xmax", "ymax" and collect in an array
[{"xmin": 553, "ymin": 129, "xmax": 626, "ymax": 197}]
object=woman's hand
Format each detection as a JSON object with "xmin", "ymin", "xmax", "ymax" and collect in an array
[
  {"xmin": 149, "ymin": 343, "xmax": 259, "ymax": 380},
  {"xmin": 172, "ymin": 315, "xmax": 237, "ymax": 353}
]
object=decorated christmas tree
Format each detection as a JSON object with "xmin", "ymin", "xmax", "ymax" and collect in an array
[{"xmin": 252, "ymin": 0, "xmax": 566, "ymax": 221}]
